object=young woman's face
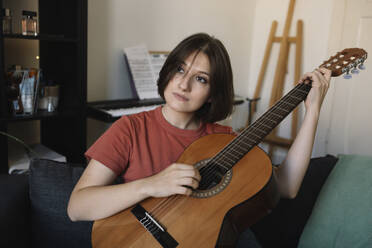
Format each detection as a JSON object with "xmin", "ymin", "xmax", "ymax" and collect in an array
[{"xmin": 163, "ymin": 51, "xmax": 211, "ymax": 116}]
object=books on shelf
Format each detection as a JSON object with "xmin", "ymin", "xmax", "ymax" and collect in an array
[{"xmin": 123, "ymin": 44, "xmax": 168, "ymax": 100}]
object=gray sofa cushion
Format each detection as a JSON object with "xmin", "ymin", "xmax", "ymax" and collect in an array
[
  {"xmin": 29, "ymin": 159, "xmax": 92, "ymax": 248},
  {"xmin": 0, "ymin": 174, "xmax": 30, "ymax": 248}
]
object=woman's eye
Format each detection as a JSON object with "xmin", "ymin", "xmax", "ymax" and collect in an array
[
  {"xmin": 196, "ymin": 76, "xmax": 207, "ymax": 84},
  {"xmin": 177, "ymin": 66, "xmax": 184, "ymax": 73}
]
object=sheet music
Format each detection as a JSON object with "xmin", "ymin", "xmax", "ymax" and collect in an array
[
  {"xmin": 124, "ymin": 45, "xmax": 160, "ymax": 99},
  {"xmin": 150, "ymin": 53, "xmax": 168, "ymax": 82}
]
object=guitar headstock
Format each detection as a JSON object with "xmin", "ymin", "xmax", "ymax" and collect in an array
[{"xmin": 320, "ymin": 48, "xmax": 367, "ymax": 79}]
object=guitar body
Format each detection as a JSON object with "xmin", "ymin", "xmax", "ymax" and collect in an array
[{"xmin": 92, "ymin": 134, "xmax": 280, "ymax": 248}]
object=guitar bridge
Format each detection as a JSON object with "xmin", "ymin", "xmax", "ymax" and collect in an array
[{"xmin": 131, "ymin": 204, "xmax": 178, "ymax": 248}]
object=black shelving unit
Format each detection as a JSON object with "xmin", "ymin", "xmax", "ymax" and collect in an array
[
  {"xmin": 0, "ymin": 0, "xmax": 87, "ymax": 173},
  {"xmin": 3, "ymin": 33, "xmax": 78, "ymax": 42}
]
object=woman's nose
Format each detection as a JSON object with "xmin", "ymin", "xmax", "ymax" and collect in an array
[{"xmin": 178, "ymin": 76, "xmax": 191, "ymax": 91}]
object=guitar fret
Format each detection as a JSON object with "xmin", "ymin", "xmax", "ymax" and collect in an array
[
  {"xmin": 230, "ymin": 143, "xmax": 247, "ymax": 154},
  {"xmin": 219, "ymin": 153, "xmax": 236, "ymax": 164},
  {"xmin": 292, "ymin": 94, "xmax": 306, "ymax": 100},
  {"xmin": 275, "ymin": 106, "xmax": 291, "ymax": 115},
  {"xmin": 209, "ymin": 156, "xmax": 231, "ymax": 170},
  {"xmin": 239, "ymin": 134, "xmax": 258, "ymax": 145},
  {"xmin": 214, "ymin": 155, "xmax": 238, "ymax": 168},
  {"xmin": 255, "ymin": 122, "xmax": 272, "ymax": 130},
  {"xmin": 227, "ymin": 150, "xmax": 241, "ymax": 160},
  {"xmin": 263, "ymin": 117, "xmax": 278, "ymax": 124},
  {"xmin": 248, "ymin": 132, "xmax": 262, "ymax": 140},
  {"xmin": 218, "ymin": 161, "xmax": 231, "ymax": 171},
  {"xmin": 230, "ymin": 147, "xmax": 245, "ymax": 157},
  {"xmin": 217, "ymin": 139, "xmax": 255, "ymax": 168},
  {"xmin": 289, "ymin": 94, "xmax": 303, "ymax": 101},
  {"xmin": 297, "ymin": 88, "xmax": 309, "ymax": 95},
  {"xmin": 269, "ymin": 111, "xmax": 283, "ymax": 119},
  {"xmin": 229, "ymin": 144, "xmax": 247, "ymax": 156},
  {"xmin": 239, "ymin": 138, "xmax": 254, "ymax": 149},
  {"xmin": 240, "ymin": 141, "xmax": 254, "ymax": 153},
  {"xmin": 283, "ymin": 101, "xmax": 296, "ymax": 107},
  {"xmin": 249, "ymin": 126, "xmax": 267, "ymax": 134}
]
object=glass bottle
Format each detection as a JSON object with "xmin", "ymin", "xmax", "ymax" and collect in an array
[
  {"xmin": 21, "ymin": 10, "xmax": 37, "ymax": 36},
  {"xmin": 2, "ymin": 8, "xmax": 12, "ymax": 34},
  {"xmin": 20, "ymin": 69, "xmax": 38, "ymax": 115}
]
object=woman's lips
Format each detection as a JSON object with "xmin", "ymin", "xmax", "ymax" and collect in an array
[{"xmin": 173, "ymin": 92, "xmax": 189, "ymax": 101}]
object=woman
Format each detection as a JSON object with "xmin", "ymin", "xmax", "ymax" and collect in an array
[{"xmin": 67, "ymin": 33, "xmax": 331, "ymax": 247}]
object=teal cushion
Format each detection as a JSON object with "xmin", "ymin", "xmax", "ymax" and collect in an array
[{"xmin": 298, "ymin": 154, "xmax": 372, "ymax": 248}]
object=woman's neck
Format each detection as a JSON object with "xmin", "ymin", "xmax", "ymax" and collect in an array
[{"xmin": 161, "ymin": 106, "xmax": 200, "ymax": 130}]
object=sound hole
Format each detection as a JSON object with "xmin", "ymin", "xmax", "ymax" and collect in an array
[
  {"xmin": 191, "ymin": 159, "xmax": 232, "ymax": 199},
  {"xmin": 198, "ymin": 163, "xmax": 225, "ymax": 190}
]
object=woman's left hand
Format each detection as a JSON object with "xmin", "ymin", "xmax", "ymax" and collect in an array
[{"xmin": 299, "ymin": 67, "xmax": 331, "ymax": 113}]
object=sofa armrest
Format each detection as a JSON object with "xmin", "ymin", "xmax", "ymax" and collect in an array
[{"xmin": 0, "ymin": 173, "xmax": 31, "ymax": 248}]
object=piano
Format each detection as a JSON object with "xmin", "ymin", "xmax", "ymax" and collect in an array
[{"xmin": 87, "ymin": 97, "xmax": 245, "ymax": 123}]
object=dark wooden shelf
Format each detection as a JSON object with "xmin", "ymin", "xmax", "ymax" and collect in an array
[
  {"xmin": 0, "ymin": 109, "xmax": 80, "ymax": 122},
  {"xmin": 0, "ymin": 0, "xmax": 87, "ymax": 173},
  {"xmin": 3, "ymin": 33, "xmax": 78, "ymax": 42}
]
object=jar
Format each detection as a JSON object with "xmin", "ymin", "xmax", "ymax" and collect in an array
[
  {"xmin": 2, "ymin": 8, "xmax": 12, "ymax": 34},
  {"xmin": 21, "ymin": 10, "xmax": 37, "ymax": 36}
]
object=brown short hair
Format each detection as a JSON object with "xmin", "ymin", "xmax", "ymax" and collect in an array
[{"xmin": 157, "ymin": 33, "xmax": 234, "ymax": 123}]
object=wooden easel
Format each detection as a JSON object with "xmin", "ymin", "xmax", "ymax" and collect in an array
[{"xmin": 247, "ymin": 0, "xmax": 303, "ymax": 158}]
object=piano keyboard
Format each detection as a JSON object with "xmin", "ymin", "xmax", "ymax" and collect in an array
[
  {"xmin": 87, "ymin": 98, "xmax": 165, "ymax": 122},
  {"xmin": 87, "ymin": 97, "xmax": 244, "ymax": 123},
  {"xmin": 103, "ymin": 104, "xmax": 160, "ymax": 117}
]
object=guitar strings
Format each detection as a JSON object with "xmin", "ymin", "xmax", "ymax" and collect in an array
[
  {"xmin": 200, "ymin": 56, "xmax": 358, "ymax": 187},
  {"xmin": 199, "ymin": 84, "xmax": 308, "ymax": 186},
  {"xmin": 148, "ymin": 83, "xmax": 311, "ymax": 217},
  {"xmin": 150, "ymin": 195, "xmax": 179, "ymax": 218},
  {"xmin": 150, "ymin": 90, "xmax": 302, "ymax": 217},
  {"xmin": 149, "ymin": 83, "xmax": 309, "ymax": 217},
  {"xmin": 204, "ymin": 85, "xmax": 307, "ymax": 179},
  {"xmin": 198, "ymin": 83, "xmax": 310, "ymax": 187}
]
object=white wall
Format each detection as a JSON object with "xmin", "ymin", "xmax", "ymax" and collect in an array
[
  {"xmin": 247, "ymin": 0, "xmax": 334, "ymax": 162},
  {"xmin": 88, "ymin": 0, "xmax": 257, "ymax": 102},
  {"xmin": 87, "ymin": 0, "xmax": 257, "ymax": 146}
]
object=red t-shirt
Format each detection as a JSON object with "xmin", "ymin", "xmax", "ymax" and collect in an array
[{"xmin": 85, "ymin": 106, "xmax": 234, "ymax": 182}]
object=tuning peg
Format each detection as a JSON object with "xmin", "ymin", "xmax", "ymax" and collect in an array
[
  {"xmin": 358, "ymin": 63, "xmax": 366, "ymax": 70},
  {"xmin": 343, "ymin": 70, "xmax": 352, "ymax": 79},
  {"xmin": 351, "ymin": 67, "xmax": 359, "ymax": 74}
]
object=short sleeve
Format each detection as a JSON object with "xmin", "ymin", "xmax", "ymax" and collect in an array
[{"xmin": 85, "ymin": 116, "xmax": 133, "ymax": 175}]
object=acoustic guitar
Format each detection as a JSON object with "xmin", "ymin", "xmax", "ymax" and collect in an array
[{"xmin": 92, "ymin": 48, "xmax": 367, "ymax": 248}]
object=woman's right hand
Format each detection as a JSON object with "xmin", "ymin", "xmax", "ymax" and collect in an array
[{"xmin": 143, "ymin": 163, "xmax": 201, "ymax": 198}]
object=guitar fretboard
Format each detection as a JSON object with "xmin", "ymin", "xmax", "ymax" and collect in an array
[{"xmin": 211, "ymin": 82, "xmax": 312, "ymax": 172}]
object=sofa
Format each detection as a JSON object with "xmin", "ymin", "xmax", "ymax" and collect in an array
[
  {"xmin": 0, "ymin": 159, "xmax": 93, "ymax": 248},
  {"xmin": 1, "ymin": 155, "xmax": 369, "ymax": 248}
]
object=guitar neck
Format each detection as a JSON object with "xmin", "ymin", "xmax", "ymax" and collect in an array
[
  {"xmin": 212, "ymin": 82, "xmax": 312, "ymax": 171},
  {"xmin": 206, "ymin": 47, "xmax": 368, "ymax": 173}
]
